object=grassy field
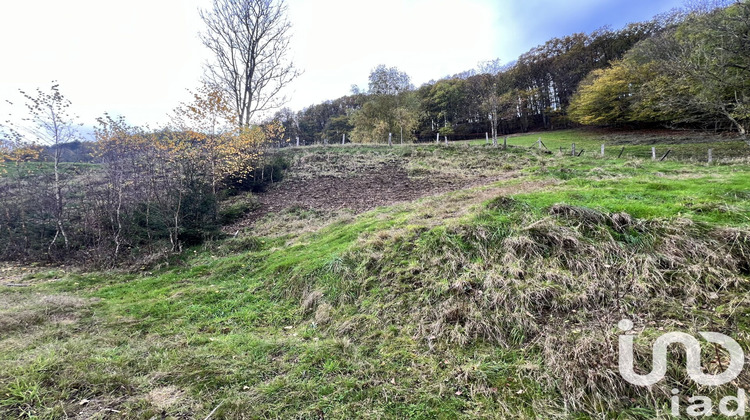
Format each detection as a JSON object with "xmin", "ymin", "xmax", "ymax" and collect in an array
[
  {"xmin": 2, "ymin": 130, "xmax": 750, "ymax": 418},
  {"xmin": 0, "ymin": 162, "xmax": 99, "ymax": 179},
  {"xmin": 464, "ymin": 128, "xmax": 749, "ymax": 161}
]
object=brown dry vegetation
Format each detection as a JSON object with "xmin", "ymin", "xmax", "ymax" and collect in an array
[{"xmin": 1, "ymin": 139, "xmax": 749, "ymax": 418}]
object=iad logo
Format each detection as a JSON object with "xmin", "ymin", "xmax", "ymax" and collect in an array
[
  {"xmin": 618, "ymin": 319, "xmax": 744, "ymax": 386},
  {"xmin": 617, "ymin": 319, "xmax": 747, "ymax": 417}
]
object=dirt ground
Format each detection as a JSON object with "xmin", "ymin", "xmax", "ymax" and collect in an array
[{"xmin": 228, "ymin": 158, "xmax": 517, "ymax": 231}]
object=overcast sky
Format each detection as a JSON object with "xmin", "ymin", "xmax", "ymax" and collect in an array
[{"xmin": 0, "ymin": 0, "xmax": 685, "ymax": 131}]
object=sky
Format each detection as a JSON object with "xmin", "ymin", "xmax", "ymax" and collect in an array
[{"xmin": 0, "ymin": 0, "xmax": 685, "ymax": 133}]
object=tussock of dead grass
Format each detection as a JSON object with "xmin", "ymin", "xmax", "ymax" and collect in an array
[
  {"xmin": 315, "ymin": 198, "xmax": 750, "ymax": 415},
  {"xmin": 438, "ymin": 211, "xmax": 747, "ymax": 411},
  {"xmin": 301, "ymin": 290, "xmax": 323, "ymax": 313},
  {"xmin": 0, "ymin": 309, "xmax": 46, "ymax": 334},
  {"xmin": 147, "ymin": 386, "xmax": 185, "ymax": 410},
  {"xmin": 0, "ymin": 294, "xmax": 94, "ymax": 334},
  {"xmin": 314, "ymin": 303, "xmax": 333, "ymax": 326},
  {"xmin": 549, "ymin": 203, "xmax": 608, "ymax": 225}
]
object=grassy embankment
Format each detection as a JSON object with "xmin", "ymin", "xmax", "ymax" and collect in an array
[{"xmin": 1, "ymin": 129, "xmax": 750, "ymax": 418}]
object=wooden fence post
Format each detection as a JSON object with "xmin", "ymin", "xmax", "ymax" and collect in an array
[
  {"xmin": 296, "ymin": 136, "xmax": 299, "ymax": 147},
  {"xmin": 486, "ymin": 132, "xmax": 489, "ymax": 145},
  {"xmin": 708, "ymin": 148, "xmax": 713, "ymax": 164},
  {"xmin": 436, "ymin": 133, "xmax": 440, "ymax": 144},
  {"xmin": 652, "ymin": 147, "xmax": 656, "ymax": 160},
  {"xmin": 572, "ymin": 143, "xmax": 576, "ymax": 157},
  {"xmin": 388, "ymin": 133, "xmax": 392, "ymax": 147},
  {"xmin": 601, "ymin": 144, "xmax": 605, "ymax": 157}
]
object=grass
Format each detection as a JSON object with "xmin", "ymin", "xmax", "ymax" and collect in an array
[
  {"xmin": 520, "ymin": 160, "xmax": 750, "ymax": 225},
  {"xmin": 464, "ymin": 128, "xmax": 750, "ymax": 161},
  {"xmin": 2, "ymin": 133, "xmax": 750, "ymax": 418}
]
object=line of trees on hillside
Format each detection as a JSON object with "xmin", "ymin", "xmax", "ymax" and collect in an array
[
  {"xmin": 272, "ymin": 1, "xmax": 748, "ymax": 145},
  {"xmin": 569, "ymin": 1, "xmax": 750, "ymax": 136}
]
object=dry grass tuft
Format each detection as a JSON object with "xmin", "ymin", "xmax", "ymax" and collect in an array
[
  {"xmin": 39, "ymin": 295, "xmax": 90, "ymax": 309},
  {"xmin": 147, "ymin": 386, "xmax": 185, "ymax": 410},
  {"xmin": 0, "ymin": 309, "xmax": 46, "ymax": 334},
  {"xmin": 314, "ymin": 303, "xmax": 333, "ymax": 326},
  {"xmin": 301, "ymin": 290, "xmax": 324, "ymax": 313},
  {"xmin": 405, "ymin": 208, "xmax": 750, "ymax": 412},
  {"xmin": 0, "ymin": 293, "xmax": 95, "ymax": 334},
  {"xmin": 549, "ymin": 203, "xmax": 608, "ymax": 226},
  {"xmin": 610, "ymin": 212, "xmax": 635, "ymax": 231}
]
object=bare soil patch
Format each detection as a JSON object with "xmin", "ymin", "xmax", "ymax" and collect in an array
[{"xmin": 228, "ymin": 159, "xmax": 519, "ymax": 232}]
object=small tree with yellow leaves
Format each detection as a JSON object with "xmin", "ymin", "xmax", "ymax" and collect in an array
[{"xmin": 172, "ymin": 84, "xmax": 269, "ymax": 194}]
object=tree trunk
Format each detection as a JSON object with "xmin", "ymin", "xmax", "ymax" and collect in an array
[
  {"xmin": 720, "ymin": 106, "xmax": 746, "ymax": 139},
  {"xmin": 113, "ymin": 180, "xmax": 123, "ymax": 263},
  {"xmin": 49, "ymin": 148, "xmax": 69, "ymax": 255}
]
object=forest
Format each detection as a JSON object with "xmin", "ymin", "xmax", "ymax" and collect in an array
[{"xmin": 279, "ymin": 1, "xmax": 749, "ymax": 143}]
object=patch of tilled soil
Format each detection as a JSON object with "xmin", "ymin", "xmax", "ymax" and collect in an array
[{"xmin": 227, "ymin": 161, "xmax": 516, "ymax": 231}]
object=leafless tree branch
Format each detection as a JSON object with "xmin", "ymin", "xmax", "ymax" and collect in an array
[{"xmin": 199, "ymin": 0, "xmax": 301, "ymax": 128}]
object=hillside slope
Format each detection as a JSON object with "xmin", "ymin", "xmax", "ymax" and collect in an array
[{"xmin": 2, "ymin": 134, "xmax": 750, "ymax": 419}]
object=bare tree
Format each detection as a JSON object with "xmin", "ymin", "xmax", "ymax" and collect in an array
[
  {"xmin": 199, "ymin": 0, "xmax": 300, "ymax": 128},
  {"xmin": 3, "ymin": 83, "xmax": 81, "ymax": 254},
  {"xmin": 367, "ymin": 65, "xmax": 413, "ymax": 96},
  {"xmin": 477, "ymin": 58, "xmax": 504, "ymax": 75}
]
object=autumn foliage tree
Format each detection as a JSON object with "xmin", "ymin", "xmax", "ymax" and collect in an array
[
  {"xmin": 570, "ymin": 1, "xmax": 749, "ymax": 136},
  {"xmin": 172, "ymin": 84, "xmax": 273, "ymax": 189},
  {"xmin": 173, "ymin": 84, "xmax": 238, "ymax": 194},
  {"xmin": 89, "ymin": 95, "xmax": 273, "ymax": 257},
  {"xmin": 351, "ymin": 65, "xmax": 419, "ymax": 144},
  {"xmin": 568, "ymin": 60, "xmax": 658, "ymax": 126}
]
